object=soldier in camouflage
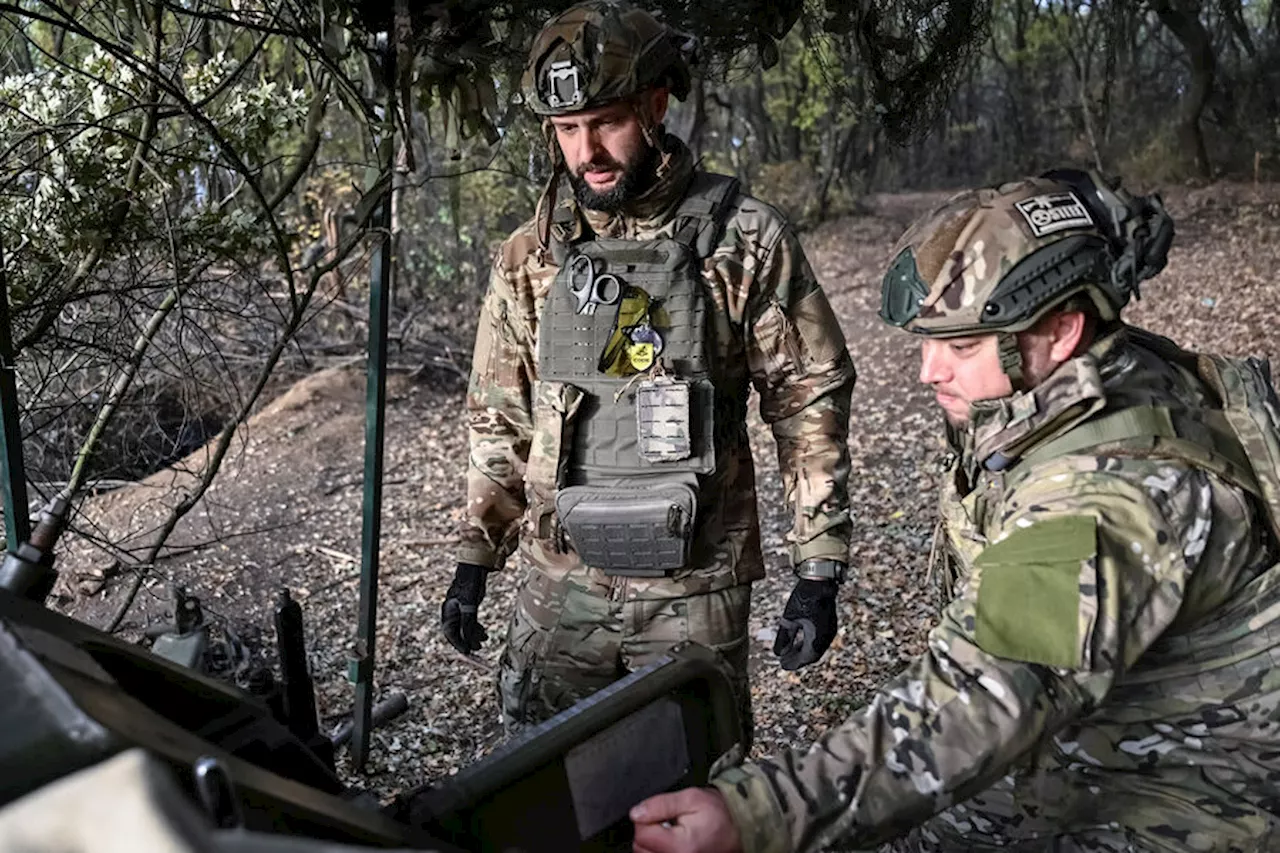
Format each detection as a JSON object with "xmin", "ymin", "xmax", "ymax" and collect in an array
[
  {"xmin": 631, "ymin": 171, "xmax": 1280, "ymax": 852},
  {"xmin": 439, "ymin": 0, "xmax": 856, "ymax": 741}
]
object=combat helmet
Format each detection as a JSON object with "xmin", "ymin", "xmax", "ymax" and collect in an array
[
  {"xmin": 522, "ymin": 0, "xmax": 695, "ymax": 116},
  {"xmin": 879, "ymin": 168, "xmax": 1174, "ymax": 383}
]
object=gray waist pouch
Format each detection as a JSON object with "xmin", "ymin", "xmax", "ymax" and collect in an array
[{"xmin": 554, "ymin": 483, "xmax": 697, "ymax": 576}]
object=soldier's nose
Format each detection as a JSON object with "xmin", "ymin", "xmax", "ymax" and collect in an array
[
  {"xmin": 919, "ymin": 341, "xmax": 948, "ymax": 384},
  {"xmin": 575, "ymin": 131, "xmax": 604, "ymax": 166}
]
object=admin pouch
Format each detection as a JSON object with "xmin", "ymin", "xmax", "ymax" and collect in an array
[{"xmin": 554, "ymin": 479, "xmax": 697, "ymax": 574}]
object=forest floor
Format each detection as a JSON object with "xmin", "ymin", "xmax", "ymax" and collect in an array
[{"xmin": 54, "ymin": 180, "xmax": 1280, "ymax": 807}]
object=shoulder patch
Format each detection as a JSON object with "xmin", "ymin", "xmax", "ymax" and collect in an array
[{"xmin": 974, "ymin": 515, "xmax": 1097, "ymax": 669}]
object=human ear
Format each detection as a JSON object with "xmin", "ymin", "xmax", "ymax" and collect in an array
[
  {"xmin": 1047, "ymin": 311, "xmax": 1087, "ymax": 362},
  {"xmin": 649, "ymin": 87, "xmax": 670, "ymax": 124}
]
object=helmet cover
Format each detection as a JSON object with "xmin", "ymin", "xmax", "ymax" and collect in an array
[
  {"xmin": 522, "ymin": 1, "xmax": 694, "ymax": 116},
  {"xmin": 880, "ymin": 171, "xmax": 1173, "ymax": 337}
]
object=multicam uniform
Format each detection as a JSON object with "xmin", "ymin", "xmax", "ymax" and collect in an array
[
  {"xmin": 459, "ymin": 136, "xmax": 855, "ymax": 734},
  {"xmin": 712, "ymin": 176, "xmax": 1280, "ymax": 851}
]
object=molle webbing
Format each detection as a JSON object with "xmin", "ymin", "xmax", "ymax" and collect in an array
[
  {"xmin": 538, "ymin": 237, "xmax": 714, "ymax": 476},
  {"xmin": 548, "ymin": 172, "xmax": 741, "ymax": 264},
  {"xmin": 670, "ymin": 173, "xmax": 741, "ymax": 258},
  {"xmin": 540, "ymin": 241, "xmax": 708, "ymax": 380},
  {"xmin": 537, "ymin": 173, "xmax": 741, "ymax": 479}
]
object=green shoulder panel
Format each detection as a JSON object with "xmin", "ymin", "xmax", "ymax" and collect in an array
[{"xmin": 974, "ymin": 515, "xmax": 1097, "ymax": 669}]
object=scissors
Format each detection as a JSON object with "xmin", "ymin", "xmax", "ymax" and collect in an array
[{"xmin": 567, "ymin": 254, "xmax": 622, "ymax": 315}]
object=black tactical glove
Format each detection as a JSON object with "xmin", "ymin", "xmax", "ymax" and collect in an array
[
  {"xmin": 773, "ymin": 578, "xmax": 839, "ymax": 671},
  {"xmin": 441, "ymin": 562, "xmax": 489, "ymax": 655}
]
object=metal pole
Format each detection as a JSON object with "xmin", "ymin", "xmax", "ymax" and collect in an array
[
  {"xmin": 350, "ymin": 79, "xmax": 396, "ymax": 771},
  {"xmin": 0, "ymin": 237, "xmax": 30, "ymax": 550}
]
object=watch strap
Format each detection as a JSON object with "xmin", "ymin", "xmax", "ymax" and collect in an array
[{"xmin": 795, "ymin": 558, "xmax": 846, "ymax": 583}]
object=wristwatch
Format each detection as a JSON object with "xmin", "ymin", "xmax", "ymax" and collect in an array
[{"xmin": 795, "ymin": 558, "xmax": 847, "ymax": 583}]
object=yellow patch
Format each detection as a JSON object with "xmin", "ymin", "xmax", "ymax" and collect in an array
[{"xmin": 628, "ymin": 343, "xmax": 655, "ymax": 371}]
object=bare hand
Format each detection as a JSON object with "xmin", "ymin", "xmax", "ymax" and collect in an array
[{"xmin": 630, "ymin": 787, "xmax": 743, "ymax": 853}]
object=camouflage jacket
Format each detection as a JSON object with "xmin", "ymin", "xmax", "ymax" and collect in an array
[
  {"xmin": 458, "ymin": 134, "xmax": 855, "ymax": 596},
  {"xmin": 713, "ymin": 326, "xmax": 1280, "ymax": 852}
]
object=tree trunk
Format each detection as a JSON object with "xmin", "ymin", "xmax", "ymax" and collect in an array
[
  {"xmin": 742, "ymin": 70, "xmax": 779, "ymax": 162},
  {"xmin": 1221, "ymin": 0, "xmax": 1258, "ymax": 59},
  {"xmin": 782, "ymin": 63, "xmax": 805, "ymax": 161},
  {"xmin": 669, "ymin": 78, "xmax": 707, "ymax": 157},
  {"xmin": 1148, "ymin": 0, "xmax": 1216, "ymax": 178},
  {"xmin": 8, "ymin": 21, "xmax": 34, "ymax": 72},
  {"xmin": 816, "ymin": 122, "xmax": 858, "ymax": 222},
  {"xmin": 1006, "ymin": 0, "xmax": 1031, "ymax": 169}
]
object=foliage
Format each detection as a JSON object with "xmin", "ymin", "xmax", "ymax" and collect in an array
[
  {"xmin": 883, "ymin": 0, "xmax": 1280, "ymax": 188},
  {"xmin": 0, "ymin": 1, "xmax": 400, "ymax": 625},
  {"xmin": 1, "ymin": 44, "xmax": 309, "ymax": 297},
  {"xmin": 2, "ymin": 0, "xmax": 1276, "ymax": 631}
]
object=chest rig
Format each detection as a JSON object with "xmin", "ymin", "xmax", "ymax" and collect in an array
[{"xmin": 536, "ymin": 173, "xmax": 739, "ymax": 576}]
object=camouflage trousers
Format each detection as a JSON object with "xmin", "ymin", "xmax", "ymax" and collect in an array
[
  {"xmin": 496, "ymin": 566, "xmax": 753, "ymax": 746},
  {"xmin": 884, "ymin": 826, "xmax": 1161, "ymax": 852}
]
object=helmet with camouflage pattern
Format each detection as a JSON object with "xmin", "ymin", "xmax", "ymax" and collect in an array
[
  {"xmin": 879, "ymin": 169, "xmax": 1174, "ymax": 339},
  {"xmin": 522, "ymin": 0, "xmax": 694, "ymax": 117}
]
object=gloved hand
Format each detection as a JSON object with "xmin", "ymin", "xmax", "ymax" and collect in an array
[
  {"xmin": 441, "ymin": 562, "xmax": 489, "ymax": 655},
  {"xmin": 773, "ymin": 578, "xmax": 839, "ymax": 671}
]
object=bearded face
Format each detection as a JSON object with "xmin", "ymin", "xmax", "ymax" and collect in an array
[
  {"xmin": 567, "ymin": 143, "xmax": 659, "ymax": 212},
  {"xmin": 548, "ymin": 93, "xmax": 666, "ymax": 213}
]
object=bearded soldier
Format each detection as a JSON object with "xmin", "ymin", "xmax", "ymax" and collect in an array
[
  {"xmin": 630, "ymin": 170, "xmax": 1280, "ymax": 852},
  {"xmin": 439, "ymin": 0, "xmax": 856, "ymax": 740}
]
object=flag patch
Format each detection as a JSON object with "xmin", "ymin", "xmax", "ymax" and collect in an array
[{"xmin": 1015, "ymin": 191, "xmax": 1094, "ymax": 237}]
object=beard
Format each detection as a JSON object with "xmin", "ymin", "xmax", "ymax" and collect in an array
[{"xmin": 567, "ymin": 144, "xmax": 660, "ymax": 212}]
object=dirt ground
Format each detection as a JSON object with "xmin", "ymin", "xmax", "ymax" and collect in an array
[{"xmin": 53, "ymin": 180, "xmax": 1280, "ymax": 801}]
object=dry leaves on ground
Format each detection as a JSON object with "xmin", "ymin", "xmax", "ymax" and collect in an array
[{"xmin": 55, "ymin": 181, "xmax": 1280, "ymax": 803}]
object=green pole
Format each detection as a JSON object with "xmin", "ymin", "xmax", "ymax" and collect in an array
[
  {"xmin": 0, "ymin": 238, "xmax": 30, "ymax": 550},
  {"xmin": 350, "ymin": 92, "xmax": 396, "ymax": 772}
]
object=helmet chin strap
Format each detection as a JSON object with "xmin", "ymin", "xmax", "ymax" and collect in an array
[
  {"xmin": 534, "ymin": 119, "xmax": 567, "ymax": 259},
  {"xmin": 631, "ymin": 92, "xmax": 673, "ymax": 175},
  {"xmin": 541, "ymin": 117, "xmax": 564, "ymax": 169},
  {"xmin": 997, "ymin": 331, "xmax": 1026, "ymax": 392}
]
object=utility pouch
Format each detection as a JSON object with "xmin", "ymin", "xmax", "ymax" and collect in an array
[
  {"xmin": 554, "ymin": 482, "xmax": 697, "ymax": 575},
  {"xmin": 636, "ymin": 376, "xmax": 693, "ymax": 463}
]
